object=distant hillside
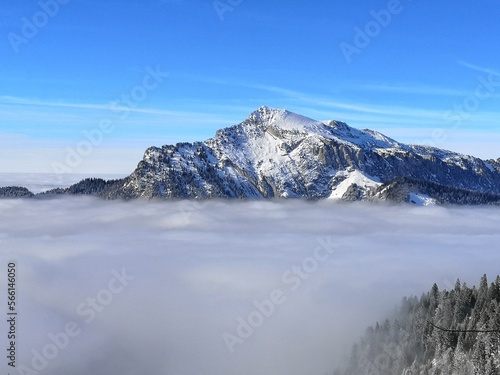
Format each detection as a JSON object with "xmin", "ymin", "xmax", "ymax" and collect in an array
[{"xmin": 0, "ymin": 186, "xmax": 34, "ymax": 198}]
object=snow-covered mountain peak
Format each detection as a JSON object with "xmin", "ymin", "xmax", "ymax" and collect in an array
[
  {"xmin": 248, "ymin": 106, "xmax": 325, "ymax": 133},
  {"xmin": 244, "ymin": 107, "xmax": 402, "ymax": 150}
]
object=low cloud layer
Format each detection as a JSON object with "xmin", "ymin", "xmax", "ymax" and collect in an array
[{"xmin": 1, "ymin": 198, "xmax": 500, "ymax": 375}]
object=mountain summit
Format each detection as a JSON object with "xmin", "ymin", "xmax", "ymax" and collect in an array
[{"xmin": 10, "ymin": 106, "xmax": 500, "ymax": 204}]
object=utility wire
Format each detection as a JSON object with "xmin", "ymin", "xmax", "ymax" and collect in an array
[{"xmin": 428, "ymin": 321, "xmax": 500, "ymax": 334}]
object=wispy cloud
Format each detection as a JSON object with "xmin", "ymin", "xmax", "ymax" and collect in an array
[
  {"xmin": 137, "ymin": 75, "xmax": 500, "ymax": 137},
  {"xmin": 458, "ymin": 61, "xmax": 500, "ymax": 77},
  {"xmin": 243, "ymin": 83, "xmax": 305, "ymax": 98},
  {"xmin": 0, "ymin": 96, "xmax": 200, "ymax": 117},
  {"xmin": 357, "ymin": 83, "xmax": 469, "ymax": 97},
  {"xmin": 226, "ymin": 83, "xmax": 443, "ymax": 119},
  {"xmin": 0, "ymin": 96, "xmax": 235, "ymax": 127}
]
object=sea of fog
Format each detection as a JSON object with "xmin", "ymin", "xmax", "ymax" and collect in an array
[{"xmin": 1, "ymin": 197, "xmax": 500, "ymax": 375}]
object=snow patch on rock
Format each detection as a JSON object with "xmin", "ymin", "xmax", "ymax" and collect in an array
[
  {"xmin": 408, "ymin": 192, "xmax": 437, "ymax": 206},
  {"xmin": 329, "ymin": 170, "xmax": 381, "ymax": 199}
]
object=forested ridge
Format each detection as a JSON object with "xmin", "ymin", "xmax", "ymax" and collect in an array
[{"xmin": 337, "ymin": 275, "xmax": 500, "ymax": 374}]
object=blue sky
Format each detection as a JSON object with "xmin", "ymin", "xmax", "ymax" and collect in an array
[{"xmin": 1, "ymin": 0, "xmax": 500, "ymax": 174}]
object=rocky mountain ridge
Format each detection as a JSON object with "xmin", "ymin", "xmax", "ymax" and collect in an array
[{"xmin": 3, "ymin": 106, "xmax": 500, "ymax": 205}]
